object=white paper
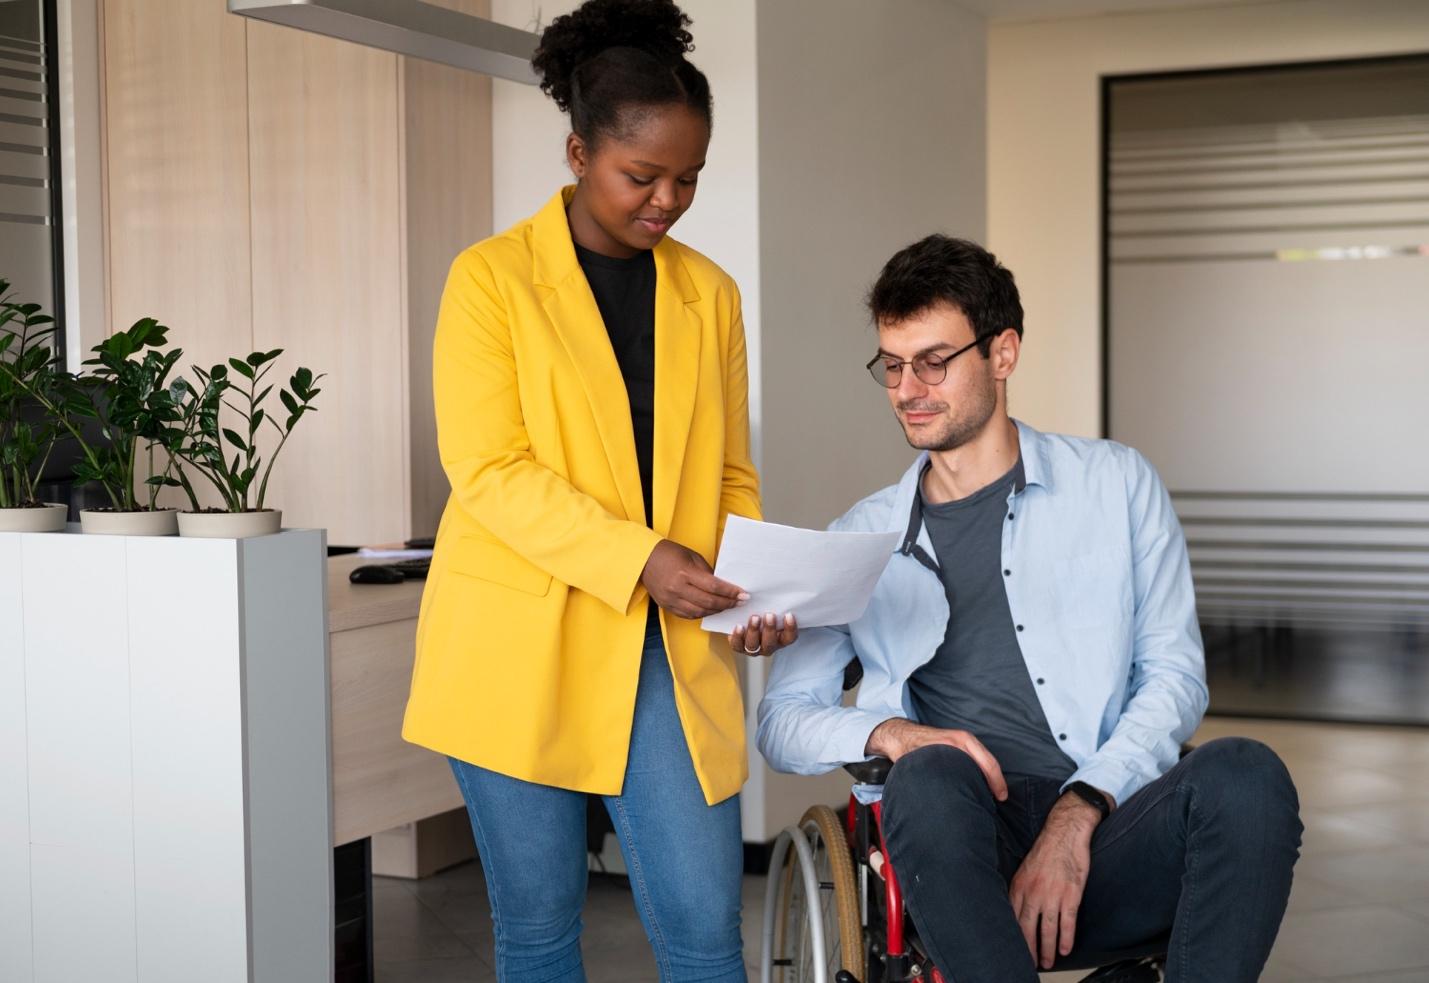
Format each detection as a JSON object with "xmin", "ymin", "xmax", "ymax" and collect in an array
[
  {"xmin": 701, "ymin": 516, "xmax": 902, "ymax": 634},
  {"xmin": 356, "ymin": 547, "xmax": 433, "ymax": 560}
]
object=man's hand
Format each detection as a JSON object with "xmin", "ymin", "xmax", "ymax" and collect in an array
[
  {"xmin": 865, "ymin": 718, "xmax": 1008, "ymax": 802},
  {"xmin": 1008, "ymin": 789, "xmax": 1111, "ymax": 969},
  {"xmin": 640, "ymin": 540, "xmax": 749, "ymax": 619}
]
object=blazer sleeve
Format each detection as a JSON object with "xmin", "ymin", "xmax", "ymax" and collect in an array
[
  {"xmin": 718, "ymin": 281, "xmax": 762, "ymax": 539},
  {"xmin": 433, "ymin": 249, "xmax": 663, "ymax": 613}
]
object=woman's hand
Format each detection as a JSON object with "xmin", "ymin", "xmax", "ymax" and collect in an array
[
  {"xmin": 729, "ymin": 612, "xmax": 798, "ymax": 658},
  {"xmin": 641, "ymin": 539, "xmax": 748, "ymax": 619}
]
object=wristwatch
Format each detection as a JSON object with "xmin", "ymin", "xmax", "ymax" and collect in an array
[{"xmin": 1066, "ymin": 781, "xmax": 1111, "ymax": 821}]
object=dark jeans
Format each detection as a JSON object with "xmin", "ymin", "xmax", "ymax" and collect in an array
[{"xmin": 881, "ymin": 737, "xmax": 1302, "ymax": 983}]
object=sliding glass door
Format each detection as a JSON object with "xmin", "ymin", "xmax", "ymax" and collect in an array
[{"xmin": 1104, "ymin": 56, "xmax": 1429, "ymax": 723}]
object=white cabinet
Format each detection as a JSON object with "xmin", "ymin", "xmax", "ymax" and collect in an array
[{"xmin": 0, "ymin": 529, "xmax": 331, "ymax": 983}]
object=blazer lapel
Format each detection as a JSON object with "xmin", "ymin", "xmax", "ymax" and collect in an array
[
  {"xmin": 531, "ymin": 189, "xmax": 646, "ymax": 525},
  {"xmin": 651, "ymin": 238, "xmax": 702, "ymax": 538}
]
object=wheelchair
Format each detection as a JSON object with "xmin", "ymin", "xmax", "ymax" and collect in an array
[{"xmin": 758, "ymin": 755, "xmax": 1166, "ymax": 983}]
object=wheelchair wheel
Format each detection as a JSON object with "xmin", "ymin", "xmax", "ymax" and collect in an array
[{"xmin": 761, "ymin": 805, "xmax": 864, "ymax": 983}]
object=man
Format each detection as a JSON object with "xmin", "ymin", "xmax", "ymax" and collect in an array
[{"xmin": 756, "ymin": 235, "xmax": 1301, "ymax": 982}]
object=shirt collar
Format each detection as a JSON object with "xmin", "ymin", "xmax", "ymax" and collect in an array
[
  {"xmin": 1013, "ymin": 419, "xmax": 1053, "ymax": 493},
  {"xmin": 885, "ymin": 418, "xmax": 1053, "ymax": 534}
]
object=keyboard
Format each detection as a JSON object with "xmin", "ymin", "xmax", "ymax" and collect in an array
[
  {"xmin": 348, "ymin": 556, "xmax": 430, "ymax": 584},
  {"xmin": 389, "ymin": 557, "xmax": 430, "ymax": 579}
]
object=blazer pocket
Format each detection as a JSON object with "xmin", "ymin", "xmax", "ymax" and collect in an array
[{"xmin": 447, "ymin": 535, "xmax": 553, "ymax": 597}]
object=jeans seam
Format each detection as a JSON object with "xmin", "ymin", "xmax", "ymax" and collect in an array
[
  {"xmin": 1089, "ymin": 780, "xmax": 1188, "ymax": 857},
  {"xmin": 451, "ymin": 763, "xmax": 507, "ymax": 955},
  {"xmin": 610, "ymin": 794, "xmax": 674, "ymax": 981},
  {"xmin": 1179, "ymin": 790, "xmax": 1200, "ymax": 975}
]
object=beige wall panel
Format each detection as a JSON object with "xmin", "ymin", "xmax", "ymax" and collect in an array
[
  {"xmin": 102, "ymin": 0, "xmax": 251, "ymax": 372},
  {"xmin": 403, "ymin": 0, "xmax": 493, "ymax": 539},
  {"xmin": 246, "ymin": 23, "xmax": 407, "ymax": 546}
]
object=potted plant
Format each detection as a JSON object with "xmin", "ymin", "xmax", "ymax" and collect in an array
[
  {"xmin": 171, "ymin": 349, "xmax": 323, "ymax": 538},
  {"xmin": 0, "ymin": 282, "xmax": 70, "ymax": 532},
  {"xmin": 8, "ymin": 317, "xmax": 190, "ymax": 536},
  {"xmin": 68, "ymin": 317, "xmax": 194, "ymax": 534}
]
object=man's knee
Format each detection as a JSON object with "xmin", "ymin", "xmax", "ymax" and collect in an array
[
  {"xmin": 883, "ymin": 744, "xmax": 995, "ymax": 822},
  {"xmin": 1185, "ymin": 737, "xmax": 1301, "ymax": 836}
]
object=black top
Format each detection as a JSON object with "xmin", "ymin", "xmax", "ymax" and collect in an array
[
  {"xmin": 574, "ymin": 241, "xmax": 660, "ymax": 638},
  {"xmin": 574, "ymin": 242, "xmax": 657, "ymax": 526},
  {"xmin": 907, "ymin": 457, "xmax": 1076, "ymax": 781}
]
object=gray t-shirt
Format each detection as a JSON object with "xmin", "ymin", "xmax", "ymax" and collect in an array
[{"xmin": 907, "ymin": 458, "xmax": 1077, "ymax": 781}]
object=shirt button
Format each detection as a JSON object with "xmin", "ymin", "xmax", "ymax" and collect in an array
[
  {"xmin": 1036, "ymin": 677, "xmax": 1045, "ymax": 685},
  {"xmin": 1003, "ymin": 569, "xmax": 1011, "ymax": 576},
  {"xmin": 1007, "ymin": 512, "xmax": 1015, "ymax": 520},
  {"xmin": 1058, "ymin": 733, "xmax": 1068, "ymax": 741},
  {"xmin": 1016, "ymin": 624, "xmax": 1024, "ymax": 632}
]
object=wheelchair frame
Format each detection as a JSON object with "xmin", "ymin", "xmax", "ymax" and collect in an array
[{"xmin": 759, "ymin": 768, "xmax": 1166, "ymax": 983}]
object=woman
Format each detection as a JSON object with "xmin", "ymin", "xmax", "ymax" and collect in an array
[{"xmin": 402, "ymin": 2, "xmax": 797, "ymax": 979}]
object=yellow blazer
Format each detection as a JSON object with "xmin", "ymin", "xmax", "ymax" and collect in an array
[{"xmin": 402, "ymin": 187, "xmax": 761, "ymax": 805}]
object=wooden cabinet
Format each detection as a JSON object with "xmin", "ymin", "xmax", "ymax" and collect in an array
[{"xmin": 100, "ymin": 0, "xmax": 492, "ymax": 544}]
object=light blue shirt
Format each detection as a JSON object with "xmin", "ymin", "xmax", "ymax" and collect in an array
[{"xmin": 755, "ymin": 421, "xmax": 1208, "ymax": 809}]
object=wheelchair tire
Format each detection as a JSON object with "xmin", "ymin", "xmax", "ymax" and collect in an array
[
  {"xmin": 800, "ymin": 805, "xmax": 865, "ymax": 982},
  {"xmin": 761, "ymin": 806, "xmax": 865, "ymax": 983}
]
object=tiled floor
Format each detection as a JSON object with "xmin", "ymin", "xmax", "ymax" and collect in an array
[{"xmin": 375, "ymin": 716, "xmax": 1429, "ymax": 982}]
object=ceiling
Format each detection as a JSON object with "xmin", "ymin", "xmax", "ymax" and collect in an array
[{"xmin": 958, "ymin": 0, "xmax": 1275, "ymax": 23}]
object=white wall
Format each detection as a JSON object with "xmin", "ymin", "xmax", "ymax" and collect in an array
[
  {"xmin": 748, "ymin": 0, "xmax": 988, "ymax": 839},
  {"xmin": 56, "ymin": 0, "xmax": 106, "ymax": 364},
  {"xmin": 756, "ymin": 0, "xmax": 988, "ymax": 530},
  {"xmin": 988, "ymin": 0, "xmax": 1429, "ymax": 438},
  {"xmin": 489, "ymin": 0, "xmax": 763, "ymax": 454}
]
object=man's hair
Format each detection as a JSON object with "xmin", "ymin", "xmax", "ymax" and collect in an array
[{"xmin": 866, "ymin": 234, "xmax": 1024, "ymax": 354}]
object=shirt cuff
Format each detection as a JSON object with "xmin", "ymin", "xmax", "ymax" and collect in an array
[
  {"xmin": 832, "ymin": 709, "xmax": 901, "ymax": 772},
  {"xmin": 1062, "ymin": 760, "xmax": 1140, "ymax": 810}
]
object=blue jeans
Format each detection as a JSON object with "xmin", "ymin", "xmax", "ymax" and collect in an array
[
  {"xmin": 449, "ymin": 631, "xmax": 747, "ymax": 983},
  {"xmin": 881, "ymin": 737, "xmax": 1302, "ymax": 983}
]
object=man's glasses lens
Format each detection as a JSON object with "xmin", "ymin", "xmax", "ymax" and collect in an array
[
  {"xmin": 865, "ymin": 337, "xmax": 987, "ymax": 388},
  {"xmin": 866, "ymin": 354, "xmax": 949, "ymax": 388}
]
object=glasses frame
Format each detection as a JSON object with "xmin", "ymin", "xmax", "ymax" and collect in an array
[{"xmin": 865, "ymin": 336, "xmax": 984, "ymax": 389}]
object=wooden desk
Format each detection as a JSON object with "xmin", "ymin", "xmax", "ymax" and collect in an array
[{"xmin": 328, "ymin": 555, "xmax": 465, "ymax": 859}]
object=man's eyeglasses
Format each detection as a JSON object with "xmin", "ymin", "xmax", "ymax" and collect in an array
[{"xmin": 865, "ymin": 337, "xmax": 983, "ymax": 389}]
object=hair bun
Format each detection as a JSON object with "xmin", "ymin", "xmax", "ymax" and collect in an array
[{"xmin": 533, "ymin": 0, "xmax": 695, "ymax": 113}]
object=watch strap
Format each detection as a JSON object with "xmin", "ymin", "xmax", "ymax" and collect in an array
[{"xmin": 1067, "ymin": 780, "xmax": 1111, "ymax": 820}]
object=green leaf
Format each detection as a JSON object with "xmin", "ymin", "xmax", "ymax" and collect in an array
[
  {"xmin": 227, "ymin": 358, "xmax": 255, "ymax": 380},
  {"xmin": 222, "ymin": 428, "xmax": 248, "ymax": 452}
]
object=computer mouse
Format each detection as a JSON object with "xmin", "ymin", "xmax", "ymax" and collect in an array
[{"xmin": 349, "ymin": 564, "xmax": 405, "ymax": 585}]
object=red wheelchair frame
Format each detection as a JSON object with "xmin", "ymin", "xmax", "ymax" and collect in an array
[{"xmin": 761, "ymin": 757, "xmax": 1165, "ymax": 983}]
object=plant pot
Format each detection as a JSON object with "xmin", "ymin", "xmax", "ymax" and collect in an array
[
  {"xmin": 177, "ymin": 509, "xmax": 282, "ymax": 539},
  {"xmin": 79, "ymin": 507, "xmax": 180, "ymax": 536},
  {"xmin": 0, "ymin": 502, "xmax": 69, "ymax": 533}
]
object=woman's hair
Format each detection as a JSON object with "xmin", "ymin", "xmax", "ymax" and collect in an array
[{"xmin": 531, "ymin": 0, "xmax": 712, "ymax": 147}]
